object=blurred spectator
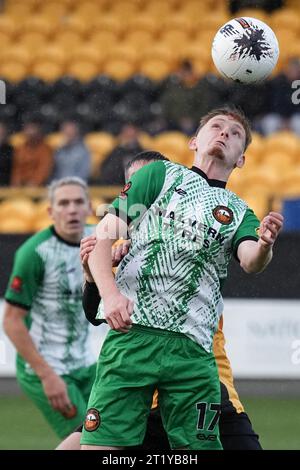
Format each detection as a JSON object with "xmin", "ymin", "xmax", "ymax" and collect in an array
[
  {"xmin": 98, "ymin": 124, "xmax": 144, "ymax": 185},
  {"xmin": 51, "ymin": 120, "xmax": 91, "ymax": 182},
  {"xmin": 0, "ymin": 122, "xmax": 13, "ymax": 186},
  {"xmin": 259, "ymin": 58, "xmax": 300, "ymax": 135},
  {"xmin": 160, "ymin": 61, "xmax": 226, "ymax": 135},
  {"xmin": 230, "ymin": 0, "xmax": 284, "ymax": 13},
  {"xmin": 11, "ymin": 117, "xmax": 53, "ymax": 187}
]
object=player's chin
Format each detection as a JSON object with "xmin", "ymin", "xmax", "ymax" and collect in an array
[{"xmin": 210, "ymin": 145, "xmax": 225, "ymax": 160}]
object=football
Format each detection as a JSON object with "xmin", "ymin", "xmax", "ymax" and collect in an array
[{"xmin": 211, "ymin": 17, "xmax": 279, "ymax": 84}]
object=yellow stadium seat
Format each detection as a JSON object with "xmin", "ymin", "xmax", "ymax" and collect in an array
[
  {"xmin": 103, "ymin": 59, "xmax": 137, "ymax": 81},
  {"xmin": 0, "ymin": 197, "xmax": 36, "ymax": 216},
  {"xmin": 280, "ymin": 170, "xmax": 300, "ymax": 197},
  {"xmin": 2, "ymin": 46, "xmax": 32, "ymax": 67},
  {"xmin": 20, "ymin": 32, "xmax": 48, "ymax": 50},
  {"xmin": 270, "ymin": 9, "xmax": 300, "ymax": 32},
  {"xmin": 106, "ymin": 44, "xmax": 139, "ymax": 63},
  {"xmin": 0, "ymin": 32, "xmax": 12, "ymax": 48},
  {"xmin": 109, "ymin": 1, "xmax": 141, "ymax": 18},
  {"xmin": 261, "ymin": 151, "xmax": 295, "ymax": 173},
  {"xmin": 32, "ymin": 214, "xmax": 53, "ymax": 232},
  {"xmin": 69, "ymin": 45, "xmax": 102, "ymax": 66},
  {"xmin": 67, "ymin": 61, "xmax": 100, "ymax": 81},
  {"xmin": 34, "ymin": 200, "xmax": 50, "ymax": 218},
  {"xmin": 162, "ymin": 14, "xmax": 196, "ymax": 36},
  {"xmin": 126, "ymin": 15, "xmax": 161, "ymax": 36},
  {"xmin": 0, "ymin": 62, "xmax": 28, "ymax": 82},
  {"xmin": 39, "ymin": 2, "xmax": 69, "ymax": 18},
  {"xmin": 5, "ymin": 3, "xmax": 34, "ymax": 19},
  {"xmin": 152, "ymin": 132, "xmax": 190, "ymax": 163},
  {"xmin": 144, "ymin": 2, "xmax": 174, "ymax": 18},
  {"xmin": 245, "ymin": 132, "xmax": 264, "ymax": 162},
  {"xmin": 139, "ymin": 59, "xmax": 173, "ymax": 81},
  {"xmin": 54, "ymin": 31, "xmax": 83, "ymax": 50},
  {"xmin": 31, "ymin": 61, "xmax": 64, "ymax": 81},
  {"xmin": 91, "ymin": 31, "xmax": 119, "ymax": 48},
  {"xmin": 63, "ymin": 16, "xmax": 90, "ymax": 37},
  {"xmin": 161, "ymin": 30, "xmax": 191, "ymax": 51},
  {"xmin": 85, "ymin": 132, "xmax": 116, "ymax": 155},
  {"xmin": 9, "ymin": 132, "xmax": 25, "ymax": 148},
  {"xmin": 0, "ymin": 218, "xmax": 33, "ymax": 234},
  {"xmin": 241, "ymin": 193, "xmax": 269, "ymax": 220},
  {"xmin": 35, "ymin": 45, "xmax": 67, "ymax": 67},
  {"xmin": 73, "ymin": 2, "xmax": 100, "ymax": 19},
  {"xmin": 125, "ymin": 30, "xmax": 154, "ymax": 48},
  {"xmin": 46, "ymin": 133, "xmax": 65, "ymax": 149},
  {"xmin": 23, "ymin": 15, "xmax": 57, "ymax": 38},
  {"xmin": 92, "ymin": 16, "xmax": 125, "ymax": 37},
  {"xmin": 264, "ymin": 131, "xmax": 300, "ymax": 159}
]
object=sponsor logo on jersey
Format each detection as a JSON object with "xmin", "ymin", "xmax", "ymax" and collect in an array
[
  {"xmin": 174, "ymin": 187, "xmax": 187, "ymax": 196},
  {"xmin": 213, "ymin": 206, "xmax": 233, "ymax": 225},
  {"xmin": 10, "ymin": 276, "xmax": 23, "ymax": 293},
  {"xmin": 120, "ymin": 182, "xmax": 132, "ymax": 199},
  {"xmin": 84, "ymin": 408, "xmax": 100, "ymax": 432}
]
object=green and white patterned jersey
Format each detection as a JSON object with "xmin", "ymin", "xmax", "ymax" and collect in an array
[
  {"xmin": 5, "ymin": 225, "xmax": 96, "ymax": 376},
  {"xmin": 99, "ymin": 161, "xmax": 260, "ymax": 352}
]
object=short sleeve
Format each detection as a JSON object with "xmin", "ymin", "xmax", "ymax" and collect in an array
[
  {"xmin": 5, "ymin": 244, "xmax": 44, "ymax": 310},
  {"xmin": 232, "ymin": 208, "xmax": 260, "ymax": 259}
]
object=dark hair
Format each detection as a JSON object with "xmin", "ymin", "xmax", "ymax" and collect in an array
[
  {"xmin": 195, "ymin": 105, "xmax": 252, "ymax": 151},
  {"xmin": 125, "ymin": 151, "xmax": 169, "ymax": 173}
]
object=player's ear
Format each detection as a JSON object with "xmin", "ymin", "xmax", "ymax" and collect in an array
[
  {"xmin": 236, "ymin": 154, "xmax": 245, "ymax": 169},
  {"xmin": 47, "ymin": 206, "xmax": 53, "ymax": 219},
  {"xmin": 189, "ymin": 137, "xmax": 197, "ymax": 151}
]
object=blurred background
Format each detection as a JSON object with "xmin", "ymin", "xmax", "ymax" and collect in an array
[{"xmin": 0, "ymin": 0, "xmax": 299, "ymax": 449}]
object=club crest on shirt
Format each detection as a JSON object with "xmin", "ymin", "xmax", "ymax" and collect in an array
[
  {"xmin": 212, "ymin": 206, "xmax": 233, "ymax": 225},
  {"xmin": 10, "ymin": 276, "xmax": 23, "ymax": 293},
  {"xmin": 84, "ymin": 408, "xmax": 101, "ymax": 432},
  {"xmin": 120, "ymin": 182, "xmax": 132, "ymax": 199}
]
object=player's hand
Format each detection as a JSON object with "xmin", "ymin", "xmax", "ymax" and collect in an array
[
  {"xmin": 112, "ymin": 240, "xmax": 131, "ymax": 267},
  {"xmin": 41, "ymin": 371, "xmax": 74, "ymax": 416},
  {"xmin": 80, "ymin": 235, "xmax": 97, "ymax": 282},
  {"xmin": 103, "ymin": 291, "xmax": 134, "ymax": 333},
  {"xmin": 258, "ymin": 212, "xmax": 284, "ymax": 248}
]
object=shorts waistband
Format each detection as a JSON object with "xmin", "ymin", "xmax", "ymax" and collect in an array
[{"xmin": 132, "ymin": 324, "xmax": 189, "ymax": 339}]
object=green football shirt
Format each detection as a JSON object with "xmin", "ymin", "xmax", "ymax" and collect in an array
[
  {"xmin": 5, "ymin": 225, "xmax": 96, "ymax": 375},
  {"xmin": 98, "ymin": 161, "xmax": 260, "ymax": 352}
]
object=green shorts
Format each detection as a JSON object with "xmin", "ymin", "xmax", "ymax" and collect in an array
[
  {"xmin": 81, "ymin": 325, "xmax": 222, "ymax": 450},
  {"xmin": 17, "ymin": 363, "xmax": 96, "ymax": 439}
]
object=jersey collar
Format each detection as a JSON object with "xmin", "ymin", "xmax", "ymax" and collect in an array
[
  {"xmin": 51, "ymin": 226, "xmax": 81, "ymax": 247},
  {"xmin": 191, "ymin": 166, "xmax": 227, "ymax": 189}
]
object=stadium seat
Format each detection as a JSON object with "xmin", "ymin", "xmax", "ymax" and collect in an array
[
  {"xmin": 55, "ymin": 31, "xmax": 83, "ymax": 49},
  {"xmin": 31, "ymin": 62, "xmax": 65, "ymax": 82},
  {"xmin": 67, "ymin": 61, "xmax": 100, "ymax": 82},
  {"xmin": 0, "ymin": 62, "xmax": 28, "ymax": 82},
  {"xmin": 46, "ymin": 132, "xmax": 65, "ymax": 149},
  {"xmin": 139, "ymin": 59, "xmax": 173, "ymax": 81},
  {"xmin": 103, "ymin": 59, "xmax": 137, "ymax": 81}
]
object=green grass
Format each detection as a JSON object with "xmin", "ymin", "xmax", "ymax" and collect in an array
[
  {"xmin": 0, "ymin": 395, "xmax": 59, "ymax": 450},
  {"xmin": 242, "ymin": 397, "xmax": 300, "ymax": 450},
  {"xmin": 0, "ymin": 395, "xmax": 299, "ymax": 449}
]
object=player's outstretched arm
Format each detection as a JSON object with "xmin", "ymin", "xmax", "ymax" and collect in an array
[{"xmin": 237, "ymin": 211, "xmax": 284, "ymax": 274}]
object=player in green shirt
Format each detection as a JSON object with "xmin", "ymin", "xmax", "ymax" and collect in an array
[
  {"xmin": 3, "ymin": 177, "xmax": 97, "ymax": 439},
  {"xmin": 81, "ymin": 106, "xmax": 283, "ymax": 450}
]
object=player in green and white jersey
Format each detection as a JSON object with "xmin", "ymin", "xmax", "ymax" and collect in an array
[
  {"xmin": 81, "ymin": 106, "xmax": 283, "ymax": 450},
  {"xmin": 3, "ymin": 177, "xmax": 97, "ymax": 438}
]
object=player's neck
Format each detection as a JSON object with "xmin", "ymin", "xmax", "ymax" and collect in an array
[{"xmin": 193, "ymin": 159, "xmax": 230, "ymax": 183}]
